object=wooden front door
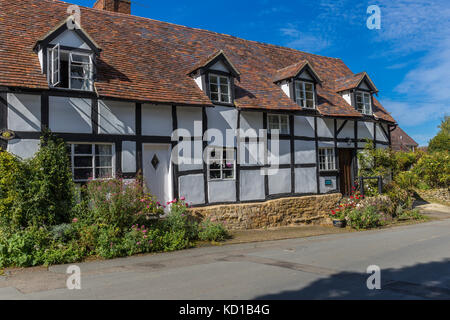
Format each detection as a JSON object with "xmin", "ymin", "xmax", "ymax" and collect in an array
[{"xmin": 339, "ymin": 149, "xmax": 353, "ymax": 195}]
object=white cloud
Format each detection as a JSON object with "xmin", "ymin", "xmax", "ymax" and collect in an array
[{"xmin": 280, "ymin": 24, "xmax": 331, "ymax": 52}]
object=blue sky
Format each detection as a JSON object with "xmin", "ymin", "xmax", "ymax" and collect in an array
[{"xmin": 75, "ymin": 0, "xmax": 450, "ymax": 146}]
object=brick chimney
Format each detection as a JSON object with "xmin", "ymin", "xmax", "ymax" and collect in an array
[{"xmin": 93, "ymin": 0, "xmax": 131, "ymax": 14}]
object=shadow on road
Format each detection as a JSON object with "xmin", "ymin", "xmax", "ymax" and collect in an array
[{"xmin": 255, "ymin": 259, "xmax": 450, "ymax": 300}]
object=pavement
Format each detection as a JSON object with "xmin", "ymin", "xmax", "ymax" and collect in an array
[{"xmin": 0, "ymin": 207, "xmax": 449, "ymax": 300}]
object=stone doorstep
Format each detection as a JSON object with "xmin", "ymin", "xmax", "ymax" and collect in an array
[{"xmin": 190, "ymin": 193, "xmax": 342, "ymax": 230}]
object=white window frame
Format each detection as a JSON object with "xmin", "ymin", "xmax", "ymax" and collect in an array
[
  {"xmin": 318, "ymin": 147, "xmax": 336, "ymax": 172},
  {"xmin": 295, "ymin": 80, "xmax": 316, "ymax": 109},
  {"xmin": 49, "ymin": 44, "xmax": 60, "ymax": 87},
  {"xmin": 355, "ymin": 91, "xmax": 372, "ymax": 115},
  {"xmin": 69, "ymin": 143, "xmax": 115, "ymax": 182},
  {"xmin": 47, "ymin": 47, "xmax": 94, "ymax": 92},
  {"xmin": 69, "ymin": 52, "xmax": 93, "ymax": 91},
  {"xmin": 207, "ymin": 147, "xmax": 236, "ymax": 181},
  {"xmin": 268, "ymin": 114, "xmax": 290, "ymax": 135},
  {"xmin": 209, "ymin": 74, "xmax": 231, "ymax": 103}
]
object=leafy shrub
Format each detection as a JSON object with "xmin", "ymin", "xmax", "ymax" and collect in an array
[
  {"xmin": 347, "ymin": 206, "xmax": 382, "ymax": 230},
  {"xmin": 385, "ymin": 182, "xmax": 413, "ymax": 211},
  {"xmin": 198, "ymin": 219, "xmax": 229, "ymax": 242},
  {"xmin": 394, "ymin": 171, "xmax": 419, "ymax": 192},
  {"xmin": 84, "ymin": 178, "xmax": 164, "ymax": 230},
  {"xmin": 413, "ymin": 152, "xmax": 450, "ymax": 188},
  {"xmin": 397, "ymin": 208, "xmax": 426, "ymax": 221},
  {"xmin": 358, "ymin": 195, "xmax": 395, "ymax": 216},
  {"xmin": 428, "ymin": 117, "xmax": 450, "ymax": 153}
]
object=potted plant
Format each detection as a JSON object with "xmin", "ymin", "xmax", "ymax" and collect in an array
[{"xmin": 329, "ymin": 208, "xmax": 347, "ymax": 228}]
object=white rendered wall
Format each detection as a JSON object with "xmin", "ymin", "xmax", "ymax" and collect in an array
[
  {"xmin": 49, "ymin": 97, "xmax": 92, "ymax": 133},
  {"xmin": 294, "ymin": 140, "xmax": 316, "ymax": 164},
  {"xmin": 142, "ymin": 104, "xmax": 172, "ymax": 136},
  {"xmin": 176, "ymin": 107, "xmax": 203, "ymax": 137},
  {"xmin": 240, "ymin": 170, "xmax": 265, "ymax": 201},
  {"xmin": 357, "ymin": 121, "xmax": 374, "ymax": 140},
  {"xmin": 317, "ymin": 118, "xmax": 334, "ymax": 138},
  {"xmin": 208, "ymin": 180, "xmax": 236, "ymax": 203},
  {"xmin": 7, "ymin": 93, "xmax": 41, "ymax": 132},
  {"xmin": 176, "ymin": 140, "xmax": 203, "ymax": 172},
  {"xmin": 7, "ymin": 139, "xmax": 40, "ymax": 159},
  {"xmin": 178, "ymin": 174, "xmax": 205, "ymax": 205},
  {"xmin": 206, "ymin": 106, "xmax": 238, "ymax": 148},
  {"xmin": 50, "ymin": 30, "xmax": 91, "ymax": 50},
  {"xmin": 122, "ymin": 141, "xmax": 136, "ymax": 173},
  {"xmin": 240, "ymin": 111, "xmax": 263, "ymax": 132},
  {"xmin": 294, "ymin": 116, "xmax": 315, "ymax": 137},
  {"xmin": 98, "ymin": 100, "xmax": 135, "ymax": 135},
  {"xmin": 337, "ymin": 120, "xmax": 354, "ymax": 139},
  {"xmin": 268, "ymin": 168, "xmax": 291, "ymax": 195},
  {"xmin": 376, "ymin": 124, "xmax": 388, "ymax": 142},
  {"xmin": 269, "ymin": 140, "xmax": 291, "ymax": 165},
  {"xmin": 295, "ymin": 167, "xmax": 317, "ymax": 194},
  {"xmin": 341, "ymin": 90, "xmax": 352, "ymax": 105},
  {"xmin": 280, "ymin": 81, "xmax": 290, "ymax": 98},
  {"xmin": 320, "ymin": 176, "xmax": 337, "ymax": 194}
]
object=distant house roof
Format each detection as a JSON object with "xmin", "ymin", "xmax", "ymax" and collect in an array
[
  {"xmin": 0, "ymin": 0, "xmax": 395, "ymax": 121},
  {"xmin": 391, "ymin": 127, "xmax": 419, "ymax": 151}
]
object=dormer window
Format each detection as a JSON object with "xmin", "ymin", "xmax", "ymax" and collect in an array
[
  {"xmin": 295, "ymin": 81, "xmax": 316, "ymax": 109},
  {"xmin": 209, "ymin": 74, "xmax": 231, "ymax": 103},
  {"xmin": 188, "ymin": 50, "xmax": 240, "ymax": 106},
  {"xmin": 48, "ymin": 45, "xmax": 94, "ymax": 91},
  {"xmin": 355, "ymin": 91, "xmax": 372, "ymax": 115}
]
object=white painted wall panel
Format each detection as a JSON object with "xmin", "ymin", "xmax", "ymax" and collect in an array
[
  {"xmin": 337, "ymin": 120, "xmax": 354, "ymax": 139},
  {"xmin": 341, "ymin": 91, "xmax": 352, "ymax": 105},
  {"xmin": 320, "ymin": 176, "xmax": 337, "ymax": 194},
  {"xmin": 376, "ymin": 124, "xmax": 388, "ymax": 142},
  {"xmin": 294, "ymin": 140, "xmax": 316, "ymax": 164},
  {"xmin": 210, "ymin": 61, "xmax": 229, "ymax": 73},
  {"xmin": 357, "ymin": 121, "xmax": 374, "ymax": 140},
  {"xmin": 240, "ymin": 170, "xmax": 265, "ymax": 201},
  {"xmin": 294, "ymin": 116, "xmax": 315, "ymax": 137},
  {"xmin": 49, "ymin": 97, "xmax": 92, "ymax": 133},
  {"xmin": 122, "ymin": 141, "xmax": 136, "ymax": 173},
  {"xmin": 98, "ymin": 100, "xmax": 135, "ymax": 135},
  {"xmin": 7, "ymin": 93, "xmax": 41, "ymax": 132},
  {"xmin": 208, "ymin": 180, "xmax": 236, "ymax": 203},
  {"xmin": 280, "ymin": 81, "xmax": 290, "ymax": 98},
  {"xmin": 317, "ymin": 118, "xmax": 334, "ymax": 138},
  {"xmin": 295, "ymin": 167, "xmax": 317, "ymax": 194},
  {"xmin": 50, "ymin": 30, "xmax": 90, "ymax": 50},
  {"xmin": 142, "ymin": 104, "xmax": 172, "ymax": 136},
  {"xmin": 206, "ymin": 106, "xmax": 237, "ymax": 148},
  {"xmin": 176, "ymin": 140, "xmax": 203, "ymax": 171},
  {"xmin": 269, "ymin": 140, "xmax": 291, "ymax": 165},
  {"xmin": 268, "ymin": 168, "xmax": 291, "ymax": 195},
  {"xmin": 7, "ymin": 139, "xmax": 40, "ymax": 159},
  {"xmin": 240, "ymin": 112, "xmax": 263, "ymax": 132},
  {"xmin": 179, "ymin": 174, "xmax": 205, "ymax": 205},
  {"xmin": 176, "ymin": 107, "xmax": 203, "ymax": 137}
]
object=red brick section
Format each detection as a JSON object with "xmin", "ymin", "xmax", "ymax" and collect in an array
[
  {"xmin": 0, "ymin": 0, "xmax": 395, "ymax": 122},
  {"xmin": 93, "ymin": 0, "xmax": 131, "ymax": 14},
  {"xmin": 391, "ymin": 126, "xmax": 419, "ymax": 152}
]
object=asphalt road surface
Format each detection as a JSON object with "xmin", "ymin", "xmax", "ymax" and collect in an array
[{"xmin": 1, "ymin": 219, "xmax": 450, "ymax": 300}]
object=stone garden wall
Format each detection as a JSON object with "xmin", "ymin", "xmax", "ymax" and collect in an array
[{"xmin": 190, "ymin": 193, "xmax": 342, "ymax": 230}]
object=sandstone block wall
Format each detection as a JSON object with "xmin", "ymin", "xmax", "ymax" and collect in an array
[{"xmin": 190, "ymin": 193, "xmax": 342, "ymax": 230}]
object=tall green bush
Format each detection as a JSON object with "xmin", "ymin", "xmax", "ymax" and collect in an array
[
  {"xmin": 428, "ymin": 117, "xmax": 450, "ymax": 153},
  {"xmin": 413, "ymin": 151, "xmax": 450, "ymax": 188}
]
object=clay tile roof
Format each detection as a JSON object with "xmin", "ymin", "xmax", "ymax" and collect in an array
[
  {"xmin": 391, "ymin": 126, "xmax": 419, "ymax": 151},
  {"xmin": 187, "ymin": 50, "xmax": 240, "ymax": 77},
  {"xmin": 0, "ymin": 0, "xmax": 395, "ymax": 122},
  {"xmin": 334, "ymin": 72, "xmax": 378, "ymax": 93}
]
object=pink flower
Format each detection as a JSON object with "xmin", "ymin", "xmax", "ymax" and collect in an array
[
  {"xmin": 137, "ymin": 242, "xmax": 141, "ymax": 245},
  {"xmin": 140, "ymin": 199, "xmax": 145, "ymax": 202},
  {"xmin": 180, "ymin": 196, "xmax": 186, "ymax": 201},
  {"xmin": 72, "ymin": 218, "xmax": 78, "ymax": 223},
  {"xmin": 142, "ymin": 230, "xmax": 147, "ymax": 233}
]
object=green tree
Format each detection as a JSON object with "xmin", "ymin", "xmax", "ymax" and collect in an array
[{"xmin": 428, "ymin": 116, "xmax": 450, "ymax": 153}]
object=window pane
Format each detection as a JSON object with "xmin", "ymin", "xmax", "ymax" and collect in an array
[
  {"xmin": 74, "ymin": 144, "xmax": 92, "ymax": 154},
  {"xmin": 304, "ymin": 83, "xmax": 313, "ymax": 91},
  {"xmin": 223, "ymin": 169, "xmax": 234, "ymax": 179},
  {"xmin": 95, "ymin": 156, "xmax": 112, "ymax": 167},
  {"xmin": 96, "ymin": 144, "xmax": 112, "ymax": 155},
  {"xmin": 221, "ymin": 94, "xmax": 230, "ymax": 103},
  {"xmin": 220, "ymin": 84, "xmax": 229, "ymax": 94},
  {"xmin": 95, "ymin": 168, "xmax": 113, "ymax": 179},
  {"xmin": 219, "ymin": 77, "xmax": 228, "ymax": 84},
  {"xmin": 306, "ymin": 100, "xmax": 314, "ymax": 109},
  {"xmin": 306, "ymin": 92, "xmax": 314, "ymax": 100},
  {"xmin": 71, "ymin": 53, "xmax": 90, "ymax": 64},
  {"xmin": 210, "ymin": 93, "xmax": 219, "ymax": 101},
  {"xmin": 74, "ymin": 168, "xmax": 93, "ymax": 181},
  {"xmin": 210, "ymin": 75, "xmax": 218, "ymax": 84},
  {"xmin": 74, "ymin": 156, "xmax": 92, "ymax": 167},
  {"xmin": 210, "ymin": 162, "xmax": 221, "ymax": 170},
  {"xmin": 210, "ymin": 83, "xmax": 218, "ymax": 93},
  {"xmin": 209, "ymin": 170, "xmax": 221, "ymax": 180}
]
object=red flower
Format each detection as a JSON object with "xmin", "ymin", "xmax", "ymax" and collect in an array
[{"xmin": 331, "ymin": 210, "xmax": 336, "ymax": 215}]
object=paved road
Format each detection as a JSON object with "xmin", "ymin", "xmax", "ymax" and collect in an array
[{"xmin": 1, "ymin": 219, "xmax": 450, "ymax": 300}]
